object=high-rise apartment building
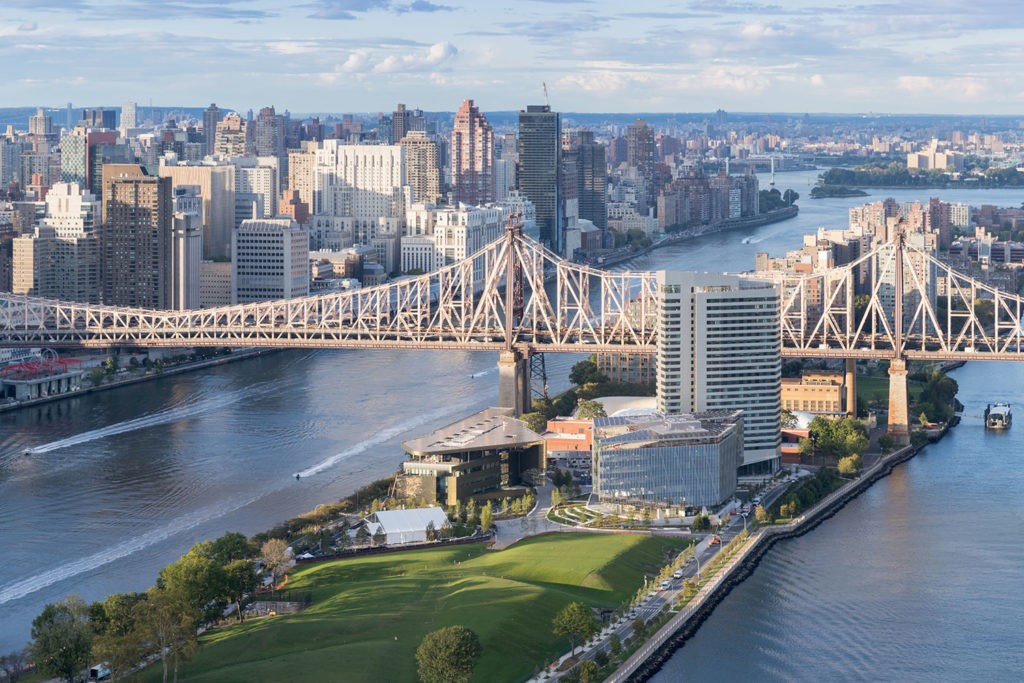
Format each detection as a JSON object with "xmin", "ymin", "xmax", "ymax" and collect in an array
[
  {"xmin": 100, "ymin": 164, "xmax": 172, "ymax": 308},
  {"xmin": 451, "ymin": 99, "xmax": 494, "ymax": 206},
  {"xmin": 28, "ymin": 108, "xmax": 55, "ymax": 142},
  {"xmin": 233, "ymin": 156, "xmax": 279, "ymax": 218},
  {"xmin": 215, "ymin": 113, "xmax": 248, "ymax": 158},
  {"xmin": 401, "ymin": 131, "xmax": 442, "ymax": 205},
  {"xmin": 254, "ymin": 106, "xmax": 284, "ymax": 160},
  {"xmin": 171, "ymin": 186, "xmax": 203, "ymax": 310},
  {"xmin": 517, "ymin": 105, "xmax": 562, "ymax": 254},
  {"xmin": 656, "ymin": 271, "xmax": 782, "ymax": 474},
  {"xmin": 59, "ymin": 128, "xmax": 89, "ymax": 187},
  {"xmin": 158, "ymin": 156, "xmax": 236, "ymax": 259},
  {"xmin": 202, "ymin": 104, "xmax": 222, "ymax": 157},
  {"xmin": 121, "ymin": 102, "xmax": 138, "ymax": 130},
  {"xmin": 231, "ymin": 218, "xmax": 309, "ymax": 303}
]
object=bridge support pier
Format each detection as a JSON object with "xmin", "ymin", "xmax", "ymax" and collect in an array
[
  {"xmin": 498, "ymin": 350, "xmax": 531, "ymax": 416},
  {"xmin": 845, "ymin": 358, "xmax": 857, "ymax": 417},
  {"xmin": 887, "ymin": 357, "xmax": 911, "ymax": 445}
]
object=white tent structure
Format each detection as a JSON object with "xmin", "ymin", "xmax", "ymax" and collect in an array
[{"xmin": 364, "ymin": 507, "xmax": 451, "ymax": 545}]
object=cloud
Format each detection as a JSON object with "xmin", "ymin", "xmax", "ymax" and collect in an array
[
  {"xmin": 306, "ymin": 0, "xmax": 452, "ymax": 20},
  {"xmin": 373, "ymin": 41, "xmax": 457, "ymax": 72},
  {"xmin": 809, "ymin": 73, "xmax": 825, "ymax": 87}
]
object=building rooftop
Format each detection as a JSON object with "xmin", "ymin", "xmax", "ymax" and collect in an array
[
  {"xmin": 594, "ymin": 409, "xmax": 742, "ymax": 449},
  {"xmin": 402, "ymin": 407, "xmax": 545, "ymax": 456}
]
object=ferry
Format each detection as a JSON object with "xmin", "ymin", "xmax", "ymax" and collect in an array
[{"xmin": 984, "ymin": 403, "xmax": 1012, "ymax": 430}]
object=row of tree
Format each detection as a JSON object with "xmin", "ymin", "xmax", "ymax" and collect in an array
[{"xmin": 24, "ymin": 532, "xmax": 292, "ymax": 683}]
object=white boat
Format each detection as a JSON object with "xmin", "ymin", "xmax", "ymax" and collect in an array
[{"xmin": 984, "ymin": 403, "xmax": 1012, "ymax": 430}]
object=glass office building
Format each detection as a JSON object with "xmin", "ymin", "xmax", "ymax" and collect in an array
[{"xmin": 593, "ymin": 410, "xmax": 743, "ymax": 508}]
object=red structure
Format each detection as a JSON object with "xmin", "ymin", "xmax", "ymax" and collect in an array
[{"xmin": 1, "ymin": 357, "xmax": 83, "ymax": 381}]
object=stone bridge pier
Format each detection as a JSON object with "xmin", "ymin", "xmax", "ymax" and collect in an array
[
  {"xmin": 498, "ymin": 350, "xmax": 532, "ymax": 416},
  {"xmin": 887, "ymin": 357, "xmax": 911, "ymax": 445}
]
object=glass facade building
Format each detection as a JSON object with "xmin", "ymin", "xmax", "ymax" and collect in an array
[{"xmin": 593, "ymin": 410, "xmax": 743, "ymax": 508}]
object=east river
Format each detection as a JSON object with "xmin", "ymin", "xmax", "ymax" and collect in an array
[{"xmin": 3, "ymin": 171, "xmax": 1024, "ymax": 677}]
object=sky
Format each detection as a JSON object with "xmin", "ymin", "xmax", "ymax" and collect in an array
[{"xmin": 2, "ymin": 0, "xmax": 1023, "ymax": 115}]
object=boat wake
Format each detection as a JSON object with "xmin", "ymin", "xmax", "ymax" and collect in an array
[
  {"xmin": 0, "ymin": 491, "xmax": 262, "ymax": 607},
  {"xmin": 24, "ymin": 383, "xmax": 278, "ymax": 455},
  {"xmin": 294, "ymin": 398, "xmax": 478, "ymax": 479}
]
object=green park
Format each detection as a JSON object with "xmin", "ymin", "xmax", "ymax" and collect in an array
[{"xmin": 141, "ymin": 533, "xmax": 688, "ymax": 682}]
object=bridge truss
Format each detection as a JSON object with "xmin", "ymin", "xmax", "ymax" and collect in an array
[
  {"xmin": 0, "ymin": 219, "xmax": 658, "ymax": 355},
  {"xmin": 770, "ymin": 233, "xmax": 1024, "ymax": 362}
]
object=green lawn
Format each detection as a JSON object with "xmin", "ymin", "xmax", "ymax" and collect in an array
[
  {"xmin": 857, "ymin": 375, "xmax": 925, "ymax": 407},
  {"xmin": 147, "ymin": 533, "xmax": 685, "ymax": 683}
]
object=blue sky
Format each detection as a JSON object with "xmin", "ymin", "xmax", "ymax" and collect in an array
[{"xmin": 2, "ymin": 0, "xmax": 1022, "ymax": 114}]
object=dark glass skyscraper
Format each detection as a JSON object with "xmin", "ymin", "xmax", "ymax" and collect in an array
[
  {"xmin": 517, "ymin": 105, "xmax": 562, "ymax": 254},
  {"xmin": 575, "ymin": 130, "xmax": 607, "ymax": 231}
]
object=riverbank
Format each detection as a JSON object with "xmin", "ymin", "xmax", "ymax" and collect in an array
[
  {"xmin": 593, "ymin": 205, "xmax": 799, "ymax": 270},
  {"xmin": 607, "ymin": 437, "xmax": 925, "ymax": 682},
  {"xmin": 0, "ymin": 348, "xmax": 275, "ymax": 414}
]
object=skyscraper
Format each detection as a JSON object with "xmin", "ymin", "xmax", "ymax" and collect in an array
[
  {"xmin": 401, "ymin": 131, "xmax": 442, "ymax": 205},
  {"xmin": 202, "ymin": 104, "xmax": 222, "ymax": 157},
  {"xmin": 232, "ymin": 218, "xmax": 309, "ymax": 303},
  {"xmin": 575, "ymin": 131, "xmax": 608, "ymax": 231},
  {"xmin": 627, "ymin": 118, "xmax": 657, "ymax": 212},
  {"xmin": 100, "ymin": 164, "xmax": 172, "ymax": 308},
  {"xmin": 82, "ymin": 109, "xmax": 116, "ymax": 130},
  {"xmin": 656, "ymin": 271, "xmax": 782, "ymax": 475},
  {"xmin": 121, "ymin": 102, "xmax": 138, "ymax": 129},
  {"xmin": 517, "ymin": 105, "xmax": 562, "ymax": 253},
  {"xmin": 215, "ymin": 113, "xmax": 247, "ymax": 158},
  {"xmin": 450, "ymin": 99, "xmax": 494, "ymax": 206}
]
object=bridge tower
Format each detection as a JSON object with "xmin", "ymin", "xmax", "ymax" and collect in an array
[
  {"xmin": 887, "ymin": 228, "xmax": 911, "ymax": 445},
  {"xmin": 497, "ymin": 211, "xmax": 532, "ymax": 415}
]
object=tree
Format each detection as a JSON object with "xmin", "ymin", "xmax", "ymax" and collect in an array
[
  {"xmin": 552, "ymin": 601, "xmax": 597, "ymax": 655},
  {"xmin": 29, "ymin": 595, "xmax": 93, "ymax": 683},
  {"xmin": 260, "ymin": 538, "xmax": 293, "ymax": 587},
  {"xmin": 838, "ymin": 454, "xmax": 862, "ymax": 476},
  {"xmin": 569, "ymin": 358, "xmax": 607, "ymax": 387},
  {"xmin": 781, "ymin": 409, "xmax": 798, "ymax": 429},
  {"xmin": 631, "ymin": 615, "xmax": 647, "ymax": 639},
  {"xmin": 578, "ymin": 659, "xmax": 600, "ymax": 683},
  {"xmin": 783, "ymin": 189, "xmax": 799, "ymax": 206},
  {"xmin": 137, "ymin": 588, "xmax": 198, "ymax": 683},
  {"xmin": 372, "ymin": 527, "xmax": 387, "ymax": 547},
  {"xmin": 209, "ymin": 531, "xmax": 253, "ymax": 565},
  {"xmin": 355, "ymin": 525, "xmax": 371, "ymax": 545},
  {"xmin": 425, "ymin": 520, "xmax": 439, "ymax": 542},
  {"xmin": 91, "ymin": 592, "xmax": 147, "ymax": 680},
  {"xmin": 0, "ymin": 648, "xmax": 28, "ymax": 683},
  {"xmin": 576, "ymin": 399, "xmax": 607, "ymax": 420},
  {"xmin": 609, "ymin": 633, "xmax": 622, "ymax": 658},
  {"xmin": 878, "ymin": 433, "xmax": 895, "ymax": 452},
  {"xmin": 754, "ymin": 504, "xmax": 770, "ymax": 524},
  {"xmin": 157, "ymin": 543, "xmax": 227, "ymax": 622},
  {"xmin": 692, "ymin": 514, "xmax": 711, "ymax": 532},
  {"xmin": 519, "ymin": 411, "xmax": 549, "ymax": 434},
  {"xmin": 415, "ymin": 625, "xmax": 482, "ymax": 683},
  {"xmin": 223, "ymin": 559, "xmax": 258, "ymax": 623},
  {"xmin": 479, "ymin": 504, "xmax": 493, "ymax": 533}
]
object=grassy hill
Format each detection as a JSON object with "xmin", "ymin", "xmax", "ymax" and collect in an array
[{"xmin": 148, "ymin": 533, "xmax": 688, "ymax": 683}]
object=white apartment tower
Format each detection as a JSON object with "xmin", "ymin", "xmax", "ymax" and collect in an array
[
  {"xmin": 656, "ymin": 271, "xmax": 782, "ymax": 474},
  {"xmin": 231, "ymin": 218, "xmax": 310, "ymax": 303}
]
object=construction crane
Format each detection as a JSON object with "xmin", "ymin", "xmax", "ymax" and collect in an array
[{"xmin": 543, "ymin": 82, "xmax": 550, "ymax": 107}]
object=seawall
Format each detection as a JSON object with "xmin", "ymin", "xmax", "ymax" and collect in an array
[{"xmin": 608, "ymin": 441, "xmax": 923, "ymax": 683}]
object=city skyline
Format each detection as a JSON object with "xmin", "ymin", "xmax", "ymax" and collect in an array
[{"xmin": 2, "ymin": 1, "xmax": 1022, "ymax": 115}]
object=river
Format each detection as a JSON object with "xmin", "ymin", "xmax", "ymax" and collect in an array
[{"xmin": 2, "ymin": 171, "xmax": 1024, "ymax": 667}]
